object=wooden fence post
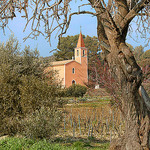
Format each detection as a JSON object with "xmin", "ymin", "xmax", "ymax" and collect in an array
[
  {"xmin": 64, "ymin": 113, "xmax": 66, "ymax": 132},
  {"xmin": 78, "ymin": 114, "xmax": 81, "ymax": 135},
  {"xmin": 73, "ymin": 121, "xmax": 75, "ymax": 137}
]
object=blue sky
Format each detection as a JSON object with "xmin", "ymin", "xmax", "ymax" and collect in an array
[{"xmin": 0, "ymin": 1, "xmax": 149, "ymax": 57}]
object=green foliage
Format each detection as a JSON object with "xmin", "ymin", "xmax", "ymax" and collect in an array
[
  {"xmin": 20, "ymin": 107, "xmax": 62, "ymax": 139},
  {"xmin": 126, "ymin": 43, "xmax": 134, "ymax": 51},
  {"xmin": 72, "ymin": 141, "xmax": 87, "ymax": 149},
  {"xmin": 0, "ymin": 36, "xmax": 63, "ymax": 138},
  {"xmin": 54, "ymin": 35, "xmax": 100, "ymax": 63},
  {"xmin": 65, "ymin": 84, "xmax": 87, "ymax": 98},
  {"xmin": 0, "ymin": 137, "xmax": 63, "ymax": 150},
  {"xmin": 141, "ymin": 49, "xmax": 150, "ymax": 59},
  {"xmin": 127, "ymin": 45, "xmax": 150, "ymax": 62},
  {"xmin": 0, "ymin": 137, "xmax": 110, "ymax": 150},
  {"xmin": 133, "ymin": 45, "xmax": 144, "ymax": 61},
  {"xmin": 84, "ymin": 35, "xmax": 101, "ymax": 65},
  {"xmin": 126, "ymin": 44, "xmax": 148, "ymax": 61},
  {"xmin": 54, "ymin": 35, "xmax": 79, "ymax": 61},
  {"xmin": 78, "ymin": 97, "xmax": 87, "ymax": 102}
]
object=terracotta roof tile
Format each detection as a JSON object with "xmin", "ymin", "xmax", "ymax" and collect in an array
[
  {"xmin": 51, "ymin": 60, "xmax": 73, "ymax": 66},
  {"xmin": 77, "ymin": 32, "xmax": 85, "ymax": 48}
]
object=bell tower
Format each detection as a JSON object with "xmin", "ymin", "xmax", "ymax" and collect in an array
[
  {"xmin": 74, "ymin": 32, "xmax": 88, "ymax": 84},
  {"xmin": 75, "ymin": 32, "xmax": 87, "ymax": 64}
]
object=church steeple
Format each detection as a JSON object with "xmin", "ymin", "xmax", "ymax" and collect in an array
[
  {"xmin": 74, "ymin": 31, "xmax": 87, "ymax": 64},
  {"xmin": 74, "ymin": 31, "xmax": 88, "ymax": 85},
  {"xmin": 77, "ymin": 32, "xmax": 85, "ymax": 48}
]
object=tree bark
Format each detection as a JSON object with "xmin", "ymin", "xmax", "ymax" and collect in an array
[
  {"xmin": 111, "ymin": 46, "xmax": 150, "ymax": 150},
  {"xmin": 96, "ymin": 17, "xmax": 150, "ymax": 149}
]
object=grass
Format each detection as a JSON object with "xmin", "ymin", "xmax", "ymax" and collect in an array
[
  {"xmin": 64, "ymin": 96, "xmax": 111, "ymax": 108},
  {"xmin": 0, "ymin": 137, "xmax": 110, "ymax": 150}
]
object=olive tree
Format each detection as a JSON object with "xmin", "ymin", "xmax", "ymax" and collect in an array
[
  {"xmin": 1, "ymin": 0, "xmax": 150, "ymax": 149},
  {"xmin": 0, "ymin": 37, "xmax": 63, "ymax": 138}
]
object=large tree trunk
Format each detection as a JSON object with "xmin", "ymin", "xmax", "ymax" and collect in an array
[
  {"xmin": 97, "ymin": 21, "xmax": 150, "ymax": 149},
  {"xmin": 109, "ymin": 85, "xmax": 150, "ymax": 150},
  {"xmin": 108, "ymin": 45, "xmax": 150, "ymax": 150}
]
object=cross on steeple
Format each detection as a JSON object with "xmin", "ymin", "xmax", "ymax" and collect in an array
[{"xmin": 80, "ymin": 26, "xmax": 82, "ymax": 32}]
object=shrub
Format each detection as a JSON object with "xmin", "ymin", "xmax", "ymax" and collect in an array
[
  {"xmin": 65, "ymin": 84, "xmax": 87, "ymax": 98},
  {"xmin": 0, "ymin": 37, "xmax": 64, "ymax": 138},
  {"xmin": 20, "ymin": 107, "xmax": 62, "ymax": 139}
]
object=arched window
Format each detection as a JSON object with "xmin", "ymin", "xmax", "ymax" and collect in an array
[
  {"xmin": 72, "ymin": 68, "xmax": 75, "ymax": 74},
  {"xmin": 72, "ymin": 80, "xmax": 76, "ymax": 85},
  {"xmin": 83, "ymin": 50, "xmax": 85, "ymax": 56},
  {"xmin": 77, "ymin": 50, "xmax": 79, "ymax": 56}
]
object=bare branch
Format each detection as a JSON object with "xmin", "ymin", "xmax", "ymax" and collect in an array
[
  {"xmin": 138, "ymin": 13, "xmax": 150, "ymax": 16},
  {"xmin": 0, "ymin": 0, "xmax": 11, "ymax": 15},
  {"xmin": 78, "ymin": 3, "xmax": 91, "ymax": 12},
  {"xmin": 60, "ymin": 11, "xmax": 96, "ymax": 36},
  {"xmin": 113, "ymin": 0, "xmax": 129, "ymax": 27},
  {"xmin": 120, "ymin": 0, "xmax": 150, "ymax": 32},
  {"xmin": 107, "ymin": 0, "xmax": 112, "ymax": 11}
]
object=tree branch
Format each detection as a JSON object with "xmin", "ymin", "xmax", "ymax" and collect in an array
[
  {"xmin": 60, "ymin": 11, "xmax": 96, "ymax": 36},
  {"xmin": 113, "ymin": 0, "xmax": 129, "ymax": 27},
  {"xmin": 120, "ymin": 0, "xmax": 149, "ymax": 32},
  {"xmin": 139, "ymin": 85, "xmax": 150, "ymax": 111},
  {"xmin": 0, "ymin": 0, "xmax": 12, "ymax": 15},
  {"xmin": 43, "ymin": 0, "xmax": 63, "ymax": 11}
]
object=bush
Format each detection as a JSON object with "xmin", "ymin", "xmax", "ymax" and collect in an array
[
  {"xmin": 65, "ymin": 84, "xmax": 87, "ymax": 98},
  {"xmin": 0, "ymin": 37, "xmax": 64, "ymax": 138},
  {"xmin": 20, "ymin": 107, "xmax": 62, "ymax": 139}
]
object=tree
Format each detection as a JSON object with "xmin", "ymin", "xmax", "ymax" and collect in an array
[
  {"xmin": 126, "ymin": 43, "xmax": 134, "ymax": 52},
  {"xmin": 133, "ymin": 45, "xmax": 144, "ymax": 61},
  {"xmin": 54, "ymin": 35, "xmax": 80, "ymax": 61},
  {"xmin": 1, "ymin": 0, "xmax": 150, "ymax": 149},
  {"xmin": 0, "ymin": 37, "xmax": 63, "ymax": 138},
  {"xmin": 54, "ymin": 35, "xmax": 100, "ymax": 63},
  {"xmin": 141, "ymin": 49, "xmax": 150, "ymax": 60}
]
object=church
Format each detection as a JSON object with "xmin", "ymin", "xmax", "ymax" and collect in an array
[{"xmin": 46, "ymin": 32, "xmax": 88, "ymax": 88}]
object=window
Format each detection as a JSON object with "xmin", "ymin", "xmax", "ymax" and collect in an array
[
  {"xmin": 83, "ymin": 50, "xmax": 85, "ymax": 56},
  {"xmin": 77, "ymin": 50, "xmax": 79, "ymax": 56},
  {"xmin": 72, "ymin": 80, "xmax": 76, "ymax": 85},
  {"xmin": 72, "ymin": 68, "xmax": 75, "ymax": 74}
]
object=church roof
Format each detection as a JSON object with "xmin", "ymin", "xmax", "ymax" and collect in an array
[
  {"xmin": 77, "ymin": 32, "xmax": 85, "ymax": 48},
  {"xmin": 51, "ymin": 60, "xmax": 74, "ymax": 66}
]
